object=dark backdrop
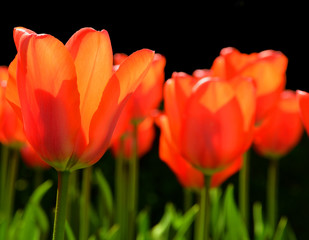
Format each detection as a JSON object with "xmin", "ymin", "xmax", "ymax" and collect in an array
[{"xmin": 1, "ymin": 5, "xmax": 309, "ymax": 239}]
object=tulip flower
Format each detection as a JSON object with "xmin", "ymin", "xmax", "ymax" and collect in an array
[
  {"xmin": 110, "ymin": 53, "xmax": 165, "ymax": 240},
  {"xmin": 111, "ymin": 53, "xmax": 166, "ymax": 159},
  {"xmin": 157, "ymin": 113, "xmax": 243, "ymax": 189},
  {"xmin": 211, "ymin": 47, "xmax": 288, "ymax": 123},
  {"xmin": 297, "ymin": 90, "xmax": 309, "ymax": 136},
  {"xmin": 0, "ymin": 66, "xmax": 26, "ymax": 235},
  {"xmin": 6, "ymin": 27, "xmax": 154, "ymax": 171},
  {"xmin": 163, "ymin": 72, "xmax": 255, "ymax": 172},
  {"xmin": 254, "ymin": 90, "xmax": 303, "ymax": 158},
  {"xmin": 160, "ymin": 72, "xmax": 255, "ymax": 240},
  {"xmin": 254, "ymin": 90, "xmax": 302, "ymax": 234},
  {"xmin": 0, "ymin": 66, "xmax": 25, "ymax": 146},
  {"xmin": 111, "ymin": 116, "xmax": 155, "ymax": 159},
  {"xmin": 7, "ymin": 27, "xmax": 154, "ymax": 240}
]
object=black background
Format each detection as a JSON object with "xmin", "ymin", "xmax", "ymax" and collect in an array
[{"xmin": 1, "ymin": 3, "xmax": 309, "ymax": 239}]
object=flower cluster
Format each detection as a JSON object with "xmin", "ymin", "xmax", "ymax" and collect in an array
[{"xmin": 0, "ymin": 26, "xmax": 307, "ymax": 240}]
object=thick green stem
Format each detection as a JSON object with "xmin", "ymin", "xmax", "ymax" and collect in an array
[
  {"xmin": 53, "ymin": 171, "xmax": 70, "ymax": 240},
  {"xmin": 79, "ymin": 167, "xmax": 92, "ymax": 240},
  {"xmin": 239, "ymin": 151, "xmax": 250, "ymax": 228},
  {"xmin": 267, "ymin": 158, "xmax": 279, "ymax": 235},
  {"xmin": 196, "ymin": 175, "xmax": 211, "ymax": 240}
]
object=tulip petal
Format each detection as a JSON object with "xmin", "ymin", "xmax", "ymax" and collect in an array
[
  {"xmin": 193, "ymin": 78, "xmax": 235, "ymax": 113},
  {"xmin": 78, "ymin": 49, "xmax": 154, "ymax": 167},
  {"xmin": 6, "ymin": 56, "xmax": 22, "ymax": 119},
  {"xmin": 13, "ymin": 27, "xmax": 36, "ymax": 51},
  {"xmin": 158, "ymin": 114, "xmax": 204, "ymax": 189},
  {"xmin": 211, "ymin": 157, "xmax": 243, "ymax": 187},
  {"xmin": 66, "ymin": 28, "xmax": 113, "ymax": 142},
  {"xmin": 16, "ymin": 31, "xmax": 82, "ymax": 170},
  {"xmin": 297, "ymin": 91, "xmax": 309, "ymax": 136},
  {"xmin": 255, "ymin": 90, "xmax": 303, "ymax": 157},
  {"xmin": 164, "ymin": 73, "xmax": 197, "ymax": 147},
  {"xmin": 181, "ymin": 79, "xmax": 244, "ymax": 170}
]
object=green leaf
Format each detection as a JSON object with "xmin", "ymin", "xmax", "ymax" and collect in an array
[
  {"xmin": 223, "ymin": 185, "xmax": 249, "ymax": 240},
  {"xmin": 34, "ymin": 206, "xmax": 49, "ymax": 235},
  {"xmin": 28, "ymin": 180, "xmax": 53, "ymax": 205},
  {"xmin": 137, "ymin": 209, "xmax": 151, "ymax": 240},
  {"xmin": 253, "ymin": 202, "xmax": 265, "ymax": 240},
  {"xmin": 273, "ymin": 217, "xmax": 288, "ymax": 240},
  {"xmin": 151, "ymin": 203, "xmax": 175, "ymax": 240},
  {"xmin": 94, "ymin": 168, "xmax": 113, "ymax": 218},
  {"xmin": 94, "ymin": 224, "xmax": 120, "ymax": 240},
  {"xmin": 173, "ymin": 204, "xmax": 199, "ymax": 239},
  {"xmin": 210, "ymin": 188, "xmax": 224, "ymax": 240},
  {"xmin": 65, "ymin": 221, "xmax": 76, "ymax": 240},
  {"xmin": 16, "ymin": 180, "xmax": 52, "ymax": 240}
]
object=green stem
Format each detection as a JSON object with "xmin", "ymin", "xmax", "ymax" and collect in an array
[
  {"xmin": 115, "ymin": 138, "xmax": 127, "ymax": 240},
  {"xmin": 128, "ymin": 122, "xmax": 139, "ymax": 240},
  {"xmin": 196, "ymin": 175, "xmax": 211, "ymax": 240},
  {"xmin": 267, "ymin": 158, "xmax": 279, "ymax": 235},
  {"xmin": 0, "ymin": 145, "xmax": 9, "ymax": 216},
  {"xmin": 204, "ymin": 175, "xmax": 211, "ymax": 240},
  {"xmin": 53, "ymin": 171, "xmax": 70, "ymax": 240},
  {"xmin": 6, "ymin": 150, "xmax": 19, "ymax": 223},
  {"xmin": 239, "ymin": 151, "xmax": 250, "ymax": 228},
  {"xmin": 79, "ymin": 167, "xmax": 92, "ymax": 240}
]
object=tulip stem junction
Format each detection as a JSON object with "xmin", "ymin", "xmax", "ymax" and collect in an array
[{"xmin": 53, "ymin": 170, "xmax": 70, "ymax": 240}]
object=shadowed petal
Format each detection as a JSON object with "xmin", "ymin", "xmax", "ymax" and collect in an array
[{"xmin": 16, "ymin": 31, "xmax": 82, "ymax": 170}]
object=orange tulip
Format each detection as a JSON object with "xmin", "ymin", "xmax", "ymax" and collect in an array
[
  {"xmin": 111, "ymin": 53, "xmax": 166, "ymax": 159},
  {"xmin": 211, "ymin": 47, "xmax": 288, "ymax": 123},
  {"xmin": 157, "ymin": 113, "xmax": 243, "ymax": 188},
  {"xmin": 6, "ymin": 27, "xmax": 154, "ymax": 171},
  {"xmin": 297, "ymin": 90, "xmax": 309, "ymax": 137},
  {"xmin": 111, "ymin": 116, "xmax": 156, "ymax": 159},
  {"xmin": 254, "ymin": 90, "xmax": 303, "ymax": 158},
  {"xmin": 162, "ymin": 72, "xmax": 255, "ymax": 174},
  {"xmin": 0, "ymin": 66, "xmax": 25, "ymax": 146}
]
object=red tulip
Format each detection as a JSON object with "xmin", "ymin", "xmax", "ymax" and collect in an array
[
  {"xmin": 0, "ymin": 66, "xmax": 25, "ymax": 146},
  {"xmin": 254, "ymin": 90, "xmax": 303, "ymax": 158},
  {"xmin": 6, "ymin": 27, "xmax": 154, "ymax": 171},
  {"xmin": 211, "ymin": 47, "xmax": 288, "ymax": 123},
  {"xmin": 111, "ymin": 53, "xmax": 166, "ymax": 159},
  {"xmin": 162, "ymin": 72, "xmax": 255, "ymax": 174},
  {"xmin": 157, "ymin": 113, "xmax": 243, "ymax": 188},
  {"xmin": 111, "ymin": 117, "xmax": 156, "ymax": 159},
  {"xmin": 297, "ymin": 90, "xmax": 309, "ymax": 137}
]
